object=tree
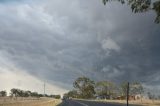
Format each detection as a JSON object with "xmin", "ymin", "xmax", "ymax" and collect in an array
[
  {"xmin": 17, "ymin": 89, "xmax": 23, "ymax": 97},
  {"xmin": 54, "ymin": 95, "xmax": 61, "ymax": 99},
  {"xmin": 10, "ymin": 88, "xmax": 42, "ymax": 97},
  {"xmin": 130, "ymin": 82, "xmax": 144, "ymax": 101},
  {"xmin": 102, "ymin": 0, "xmax": 160, "ymax": 23},
  {"xmin": 95, "ymin": 81, "xmax": 115, "ymax": 99},
  {"xmin": 31, "ymin": 92, "xmax": 39, "ymax": 97},
  {"xmin": 63, "ymin": 93, "xmax": 69, "ymax": 99},
  {"xmin": 0, "ymin": 91, "xmax": 7, "ymax": 97},
  {"xmin": 120, "ymin": 82, "xmax": 128, "ymax": 98},
  {"xmin": 158, "ymin": 95, "xmax": 160, "ymax": 100},
  {"xmin": 147, "ymin": 92, "xmax": 154, "ymax": 99},
  {"xmin": 73, "ymin": 76, "xmax": 95, "ymax": 99},
  {"xmin": 38, "ymin": 94, "xmax": 44, "ymax": 97},
  {"xmin": 10, "ymin": 88, "xmax": 28, "ymax": 97},
  {"xmin": 24, "ymin": 90, "xmax": 32, "ymax": 97},
  {"xmin": 120, "ymin": 82, "xmax": 144, "ymax": 98},
  {"xmin": 153, "ymin": 1, "xmax": 160, "ymax": 23},
  {"xmin": 130, "ymin": 82, "xmax": 144, "ymax": 95},
  {"xmin": 67, "ymin": 90, "xmax": 79, "ymax": 98},
  {"xmin": 10, "ymin": 88, "xmax": 19, "ymax": 97}
]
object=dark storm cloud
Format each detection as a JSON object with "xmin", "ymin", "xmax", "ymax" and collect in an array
[{"xmin": 0, "ymin": 0, "xmax": 159, "ymax": 89}]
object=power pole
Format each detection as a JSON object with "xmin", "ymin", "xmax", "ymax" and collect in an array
[
  {"xmin": 127, "ymin": 82, "xmax": 129, "ymax": 106},
  {"xmin": 44, "ymin": 82, "xmax": 45, "ymax": 97}
]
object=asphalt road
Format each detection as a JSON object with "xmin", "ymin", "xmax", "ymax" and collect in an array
[{"xmin": 60, "ymin": 99, "xmax": 132, "ymax": 106}]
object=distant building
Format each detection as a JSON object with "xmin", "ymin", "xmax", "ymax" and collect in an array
[
  {"xmin": 95, "ymin": 95, "xmax": 111, "ymax": 99},
  {"xmin": 115, "ymin": 96, "xmax": 125, "ymax": 100}
]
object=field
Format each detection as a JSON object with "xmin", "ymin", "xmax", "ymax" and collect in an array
[
  {"xmin": 92, "ymin": 99, "xmax": 160, "ymax": 106},
  {"xmin": 0, "ymin": 97, "xmax": 61, "ymax": 106}
]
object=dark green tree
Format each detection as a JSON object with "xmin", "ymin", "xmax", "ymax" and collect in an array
[
  {"xmin": 54, "ymin": 95, "xmax": 61, "ymax": 99},
  {"xmin": 0, "ymin": 91, "xmax": 7, "ymax": 97},
  {"xmin": 67, "ymin": 90, "xmax": 79, "ymax": 98},
  {"xmin": 102, "ymin": 0, "xmax": 160, "ymax": 23},
  {"xmin": 31, "ymin": 92, "xmax": 39, "ymax": 97},
  {"xmin": 10, "ymin": 88, "xmax": 19, "ymax": 97}
]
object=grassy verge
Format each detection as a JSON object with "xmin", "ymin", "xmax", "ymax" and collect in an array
[
  {"xmin": 74, "ymin": 98, "xmax": 160, "ymax": 106},
  {"xmin": 52, "ymin": 99, "xmax": 62, "ymax": 106},
  {"xmin": 0, "ymin": 98, "xmax": 62, "ymax": 106},
  {"xmin": 83, "ymin": 99, "xmax": 160, "ymax": 106}
]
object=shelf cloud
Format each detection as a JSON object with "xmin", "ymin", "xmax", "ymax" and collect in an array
[{"xmin": 0, "ymin": 0, "xmax": 160, "ymax": 93}]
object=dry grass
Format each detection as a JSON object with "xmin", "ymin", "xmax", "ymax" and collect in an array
[
  {"xmin": 92, "ymin": 99, "xmax": 160, "ymax": 106},
  {"xmin": 0, "ymin": 97, "xmax": 61, "ymax": 106}
]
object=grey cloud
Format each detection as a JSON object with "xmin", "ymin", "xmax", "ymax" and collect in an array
[{"xmin": 0, "ymin": 0, "xmax": 160, "ymax": 90}]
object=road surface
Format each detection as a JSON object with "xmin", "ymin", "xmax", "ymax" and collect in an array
[{"xmin": 60, "ymin": 99, "xmax": 139, "ymax": 106}]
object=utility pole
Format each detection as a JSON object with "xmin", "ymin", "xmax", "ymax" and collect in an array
[
  {"xmin": 127, "ymin": 82, "xmax": 129, "ymax": 106},
  {"xmin": 44, "ymin": 82, "xmax": 45, "ymax": 97}
]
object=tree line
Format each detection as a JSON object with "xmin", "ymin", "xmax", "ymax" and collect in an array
[
  {"xmin": 64, "ymin": 76, "xmax": 157, "ymax": 100},
  {"xmin": 0, "ymin": 88, "xmax": 61, "ymax": 99}
]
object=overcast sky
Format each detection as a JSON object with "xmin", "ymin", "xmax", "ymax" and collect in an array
[{"xmin": 0, "ymin": 0, "xmax": 160, "ymax": 95}]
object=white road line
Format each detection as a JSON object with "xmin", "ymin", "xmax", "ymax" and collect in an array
[{"xmin": 73, "ymin": 100, "xmax": 89, "ymax": 106}]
